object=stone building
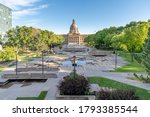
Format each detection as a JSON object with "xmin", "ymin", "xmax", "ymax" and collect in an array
[{"xmin": 63, "ymin": 19, "xmax": 86, "ymax": 46}]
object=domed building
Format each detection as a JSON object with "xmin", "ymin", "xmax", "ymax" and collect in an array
[{"xmin": 67, "ymin": 19, "xmax": 85, "ymax": 46}]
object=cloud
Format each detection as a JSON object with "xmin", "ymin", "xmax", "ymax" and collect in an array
[
  {"xmin": 0, "ymin": 0, "xmax": 48, "ymax": 28},
  {"xmin": 0, "ymin": 0, "xmax": 48, "ymax": 19},
  {"xmin": 13, "ymin": 19, "xmax": 41, "ymax": 27},
  {"xmin": 0, "ymin": 0, "xmax": 41, "ymax": 10},
  {"xmin": 13, "ymin": 4, "xmax": 48, "ymax": 19}
]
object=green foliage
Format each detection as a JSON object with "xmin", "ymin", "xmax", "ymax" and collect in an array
[
  {"xmin": 134, "ymin": 53, "xmax": 142, "ymax": 64},
  {"xmin": 16, "ymin": 91, "xmax": 47, "ymax": 100},
  {"xmin": 142, "ymin": 31, "xmax": 150, "ymax": 76},
  {"xmin": 114, "ymin": 22, "xmax": 150, "ymax": 61},
  {"xmin": 84, "ymin": 21, "xmax": 150, "ymax": 54},
  {"xmin": 84, "ymin": 34, "xmax": 95, "ymax": 47},
  {"xmin": 111, "ymin": 52, "xmax": 145, "ymax": 72},
  {"xmin": 88, "ymin": 76, "xmax": 150, "ymax": 99},
  {"xmin": 4, "ymin": 26, "xmax": 64, "ymax": 51},
  {"xmin": 97, "ymin": 89, "xmax": 139, "ymax": 100},
  {"xmin": 94, "ymin": 26, "xmax": 123, "ymax": 49},
  {"xmin": 0, "ymin": 35, "xmax": 2, "ymax": 44},
  {"xmin": 68, "ymin": 72, "xmax": 79, "ymax": 79},
  {"xmin": 0, "ymin": 47, "xmax": 16, "ymax": 61},
  {"xmin": 0, "ymin": 67, "xmax": 5, "ymax": 71},
  {"xmin": 133, "ymin": 73, "xmax": 150, "ymax": 83},
  {"xmin": 58, "ymin": 75, "xmax": 89, "ymax": 95}
]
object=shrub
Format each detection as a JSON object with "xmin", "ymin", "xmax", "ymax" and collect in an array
[
  {"xmin": 134, "ymin": 53, "xmax": 142, "ymax": 64},
  {"xmin": 68, "ymin": 72, "xmax": 79, "ymax": 79},
  {"xmin": 96, "ymin": 89, "xmax": 139, "ymax": 100},
  {"xmin": 58, "ymin": 75, "xmax": 89, "ymax": 95},
  {"xmin": 0, "ymin": 47, "xmax": 16, "ymax": 61},
  {"xmin": 142, "ymin": 38, "xmax": 150, "ymax": 76},
  {"xmin": 133, "ymin": 73, "xmax": 150, "ymax": 83}
]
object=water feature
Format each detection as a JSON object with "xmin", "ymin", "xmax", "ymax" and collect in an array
[{"xmin": 62, "ymin": 60, "xmax": 86, "ymax": 66}]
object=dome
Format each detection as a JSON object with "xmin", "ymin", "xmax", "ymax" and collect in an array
[{"xmin": 69, "ymin": 19, "xmax": 79, "ymax": 34}]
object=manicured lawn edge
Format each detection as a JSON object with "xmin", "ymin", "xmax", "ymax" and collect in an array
[
  {"xmin": 0, "ymin": 67, "xmax": 5, "ymax": 71},
  {"xmin": 111, "ymin": 52, "xmax": 145, "ymax": 72},
  {"xmin": 88, "ymin": 76, "xmax": 150, "ymax": 100},
  {"xmin": 16, "ymin": 91, "xmax": 48, "ymax": 100}
]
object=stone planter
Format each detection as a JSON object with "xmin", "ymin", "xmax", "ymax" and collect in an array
[{"xmin": 56, "ymin": 91, "xmax": 95, "ymax": 100}]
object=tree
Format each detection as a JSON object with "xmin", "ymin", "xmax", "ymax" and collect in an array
[
  {"xmin": 4, "ymin": 26, "xmax": 65, "ymax": 52},
  {"xmin": 85, "ymin": 26, "xmax": 124, "ymax": 49},
  {"xmin": 84, "ymin": 34, "xmax": 95, "ymax": 47},
  {"xmin": 142, "ymin": 28, "xmax": 150, "ymax": 75},
  {"xmin": 117, "ymin": 23, "xmax": 150, "ymax": 61},
  {"xmin": 0, "ymin": 47, "xmax": 16, "ymax": 61},
  {"xmin": 5, "ymin": 28, "xmax": 18, "ymax": 47},
  {"xmin": 0, "ymin": 35, "xmax": 2, "ymax": 44}
]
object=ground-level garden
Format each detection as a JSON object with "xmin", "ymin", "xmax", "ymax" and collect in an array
[
  {"xmin": 111, "ymin": 52, "xmax": 145, "ymax": 72},
  {"xmin": 16, "ymin": 76, "xmax": 150, "ymax": 100},
  {"xmin": 88, "ymin": 76, "xmax": 150, "ymax": 100}
]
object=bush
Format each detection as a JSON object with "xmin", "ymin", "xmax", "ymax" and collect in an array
[
  {"xmin": 96, "ymin": 89, "xmax": 139, "ymax": 100},
  {"xmin": 134, "ymin": 53, "xmax": 142, "ymax": 64},
  {"xmin": 133, "ymin": 73, "xmax": 150, "ymax": 83},
  {"xmin": 58, "ymin": 75, "xmax": 89, "ymax": 95},
  {"xmin": 142, "ymin": 38, "xmax": 150, "ymax": 76},
  {"xmin": 0, "ymin": 47, "xmax": 16, "ymax": 61}
]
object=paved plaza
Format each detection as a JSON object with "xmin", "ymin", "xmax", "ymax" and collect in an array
[{"xmin": 0, "ymin": 51, "xmax": 149, "ymax": 100}]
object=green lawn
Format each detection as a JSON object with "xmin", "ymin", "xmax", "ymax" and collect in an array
[
  {"xmin": 0, "ymin": 67, "xmax": 4, "ymax": 71},
  {"xmin": 88, "ymin": 76, "xmax": 150, "ymax": 100},
  {"xmin": 21, "ymin": 58, "xmax": 34, "ymax": 62},
  {"xmin": 16, "ymin": 91, "xmax": 48, "ymax": 100},
  {"xmin": 111, "ymin": 52, "xmax": 145, "ymax": 72}
]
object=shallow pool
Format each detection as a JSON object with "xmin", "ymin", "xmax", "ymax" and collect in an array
[{"xmin": 62, "ymin": 60, "xmax": 86, "ymax": 66}]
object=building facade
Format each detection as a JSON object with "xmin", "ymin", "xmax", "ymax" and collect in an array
[
  {"xmin": 0, "ymin": 3, "xmax": 12, "ymax": 37},
  {"xmin": 66, "ymin": 19, "xmax": 86, "ymax": 45}
]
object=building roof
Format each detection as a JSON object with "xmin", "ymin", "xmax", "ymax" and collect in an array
[{"xmin": 69, "ymin": 19, "xmax": 80, "ymax": 34}]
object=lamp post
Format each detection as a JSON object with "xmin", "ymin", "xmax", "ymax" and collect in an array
[
  {"xmin": 41, "ymin": 51, "xmax": 44, "ymax": 75},
  {"xmin": 72, "ymin": 56, "xmax": 76, "ymax": 79},
  {"xmin": 115, "ymin": 50, "xmax": 117, "ymax": 69},
  {"xmin": 15, "ymin": 50, "xmax": 18, "ymax": 75}
]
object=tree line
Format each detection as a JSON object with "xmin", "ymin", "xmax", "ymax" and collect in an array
[
  {"xmin": 0, "ymin": 26, "xmax": 64, "ymax": 61},
  {"xmin": 1, "ymin": 26, "xmax": 64, "ymax": 52},
  {"xmin": 84, "ymin": 20, "xmax": 150, "ymax": 61}
]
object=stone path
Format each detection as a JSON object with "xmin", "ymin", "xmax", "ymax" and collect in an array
[
  {"xmin": 44, "ymin": 78, "xmax": 62, "ymax": 100},
  {"xmin": 0, "ymin": 53, "xmax": 150, "ymax": 100}
]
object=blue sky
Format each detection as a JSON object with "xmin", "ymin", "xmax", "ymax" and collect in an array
[{"xmin": 0, "ymin": 0, "xmax": 150, "ymax": 34}]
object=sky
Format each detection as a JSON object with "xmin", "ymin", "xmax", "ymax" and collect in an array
[{"xmin": 0, "ymin": 0, "xmax": 150, "ymax": 34}]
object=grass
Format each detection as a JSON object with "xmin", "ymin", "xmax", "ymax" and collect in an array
[
  {"xmin": 0, "ymin": 67, "xmax": 5, "ymax": 71},
  {"xmin": 111, "ymin": 52, "xmax": 145, "ymax": 72},
  {"xmin": 88, "ymin": 76, "xmax": 150, "ymax": 100},
  {"xmin": 16, "ymin": 91, "xmax": 48, "ymax": 100},
  {"xmin": 128, "ymin": 76, "xmax": 142, "ymax": 82},
  {"xmin": 21, "ymin": 58, "xmax": 34, "ymax": 62},
  {"xmin": 128, "ymin": 75, "xmax": 150, "ymax": 83},
  {"xmin": 18, "ymin": 51, "xmax": 39, "ymax": 60}
]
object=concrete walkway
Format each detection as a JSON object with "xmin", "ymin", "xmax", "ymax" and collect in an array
[
  {"xmin": 44, "ymin": 78, "xmax": 62, "ymax": 100},
  {"xmin": 87, "ymin": 72, "xmax": 150, "ymax": 90},
  {"xmin": 0, "ymin": 54, "xmax": 150, "ymax": 100}
]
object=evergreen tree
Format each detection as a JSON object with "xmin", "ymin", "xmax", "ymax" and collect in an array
[
  {"xmin": 0, "ymin": 35, "xmax": 2, "ymax": 44},
  {"xmin": 142, "ymin": 28, "xmax": 150, "ymax": 75}
]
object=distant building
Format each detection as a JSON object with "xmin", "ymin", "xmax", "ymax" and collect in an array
[
  {"xmin": 0, "ymin": 3, "xmax": 12, "ymax": 37},
  {"xmin": 62, "ymin": 19, "xmax": 87, "ymax": 45}
]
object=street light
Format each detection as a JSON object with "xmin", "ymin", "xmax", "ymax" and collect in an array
[
  {"xmin": 71, "ymin": 56, "xmax": 76, "ymax": 79},
  {"xmin": 15, "ymin": 50, "xmax": 18, "ymax": 75},
  {"xmin": 115, "ymin": 50, "xmax": 117, "ymax": 69},
  {"xmin": 41, "ymin": 51, "xmax": 44, "ymax": 75}
]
